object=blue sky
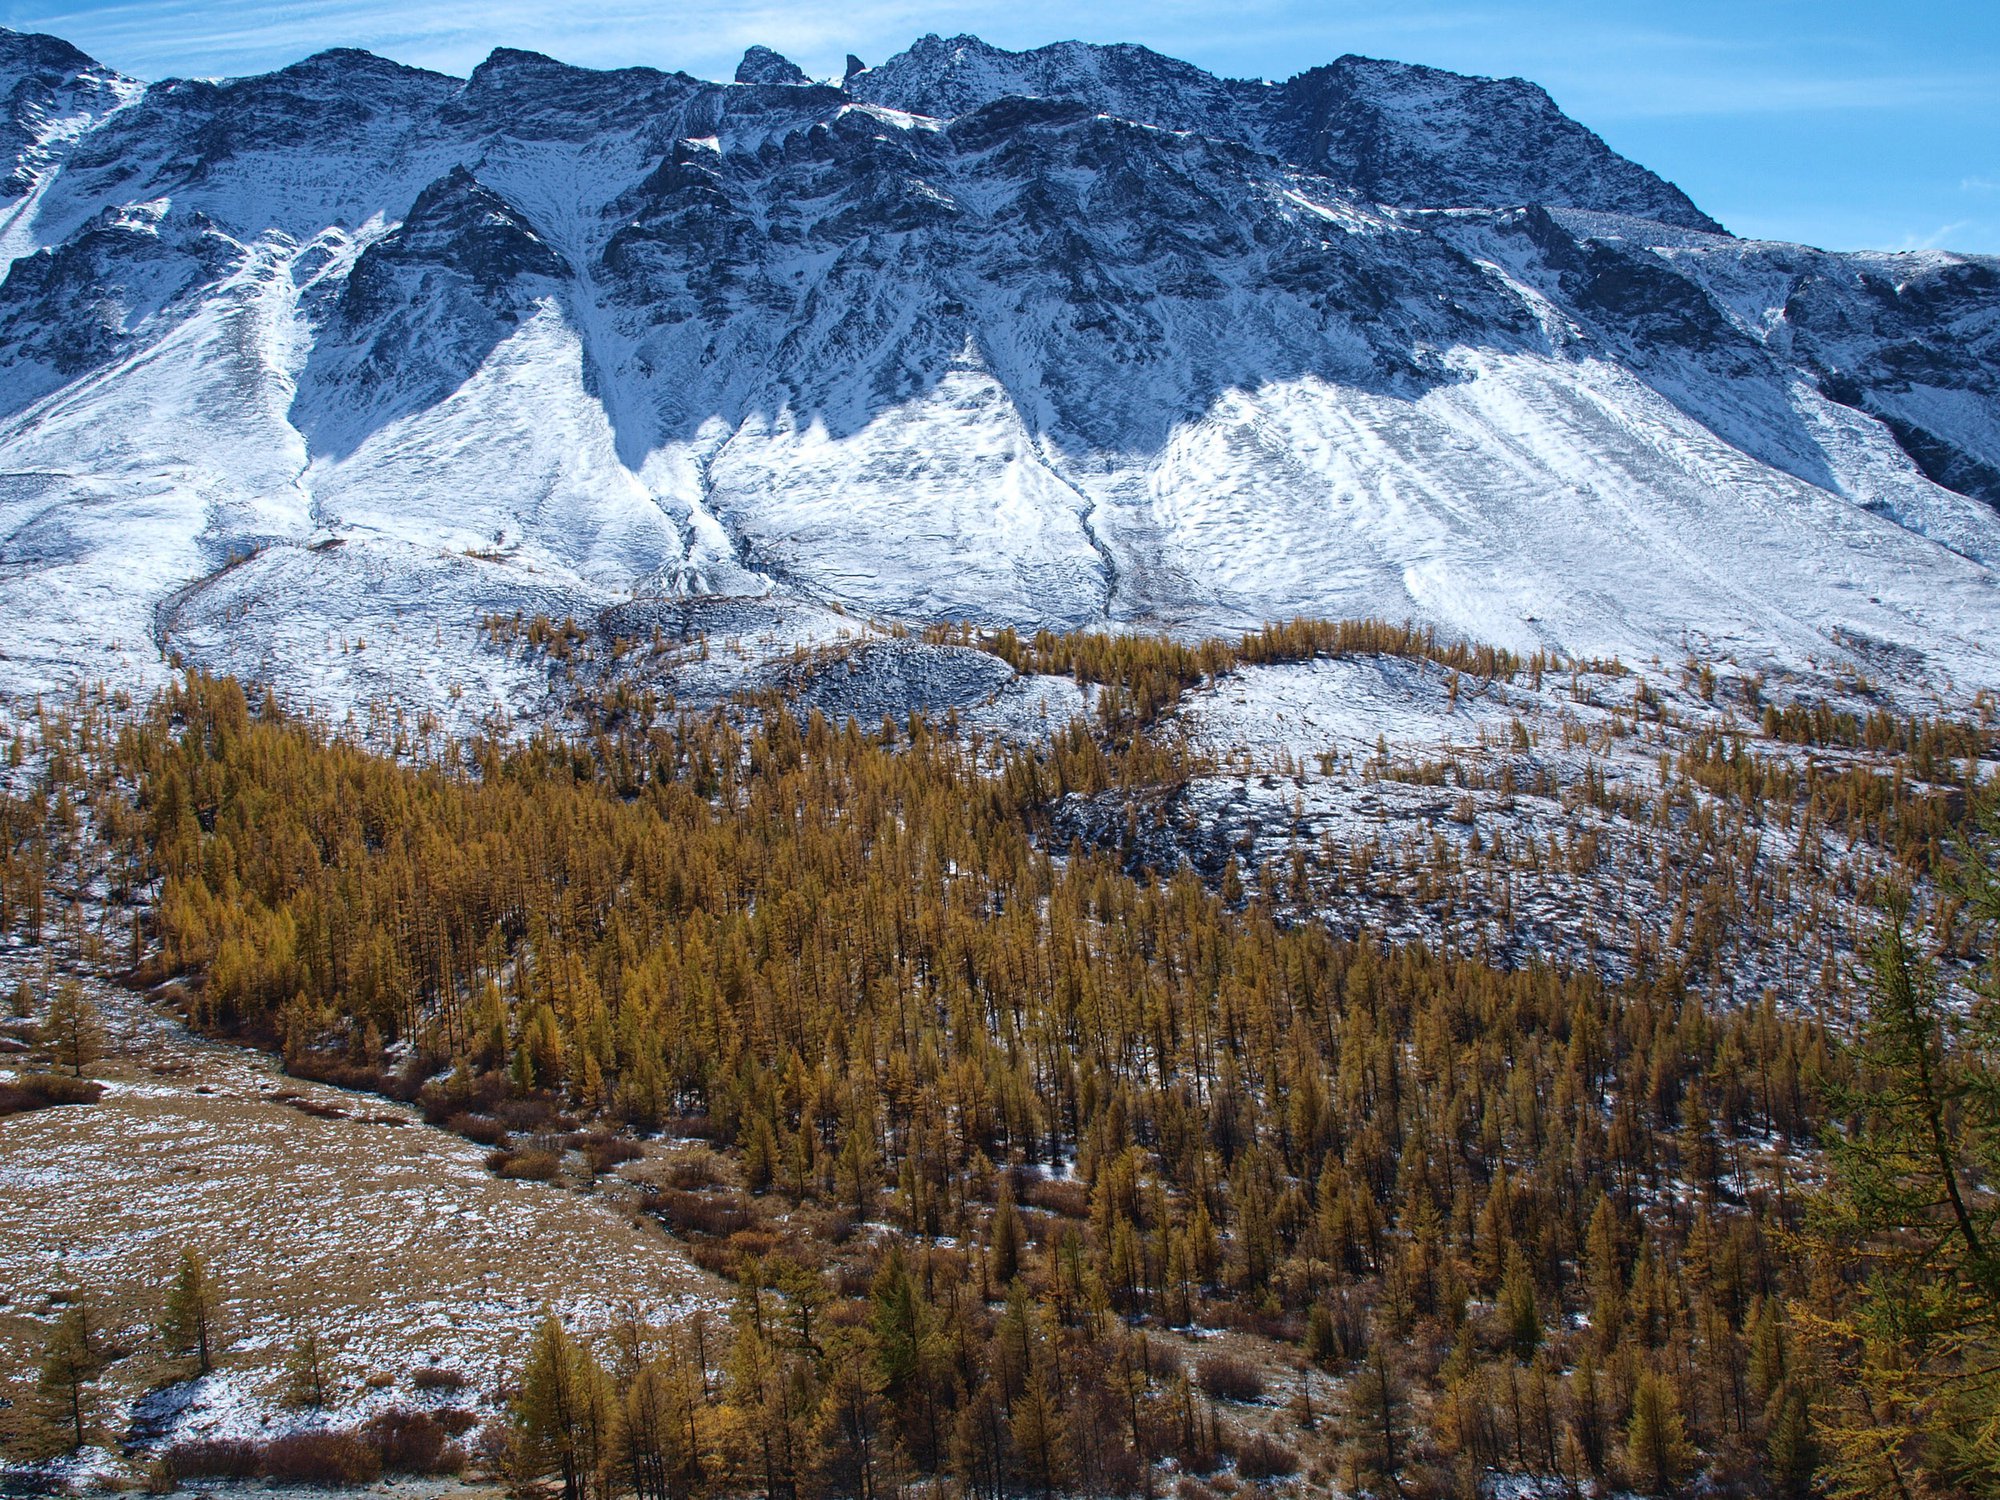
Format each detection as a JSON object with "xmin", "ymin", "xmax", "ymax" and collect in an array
[{"xmin": 3, "ymin": 0, "xmax": 1993, "ymax": 253}]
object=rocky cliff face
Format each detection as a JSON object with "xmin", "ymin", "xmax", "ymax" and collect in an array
[
  {"xmin": 0, "ymin": 26, "xmax": 1995, "ymax": 713},
  {"xmin": 850, "ymin": 35, "xmax": 1721, "ymax": 229},
  {"xmin": 0, "ymin": 28, "xmax": 136, "ymax": 201}
]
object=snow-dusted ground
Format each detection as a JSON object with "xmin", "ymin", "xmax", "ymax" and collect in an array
[
  {"xmin": 159, "ymin": 538, "xmax": 597, "ymax": 736},
  {"xmin": 779, "ymin": 636, "xmax": 1088, "ymax": 737},
  {"xmin": 1138, "ymin": 647, "xmax": 1958, "ymax": 994},
  {"xmin": 0, "ymin": 952, "xmax": 724, "ymax": 1482},
  {"xmin": 1182, "ymin": 653, "xmax": 1518, "ymax": 765},
  {"xmin": 9, "ymin": 307, "xmax": 1998, "ymax": 724}
]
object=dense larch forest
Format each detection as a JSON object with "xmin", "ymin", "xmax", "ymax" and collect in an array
[{"xmin": 3, "ymin": 619, "xmax": 1998, "ymax": 1500}]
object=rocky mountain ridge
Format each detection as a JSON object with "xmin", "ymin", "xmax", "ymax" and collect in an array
[{"xmin": 0, "ymin": 26, "xmax": 1994, "ymax": 719}]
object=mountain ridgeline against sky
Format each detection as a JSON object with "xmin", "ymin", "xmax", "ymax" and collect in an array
[{"xmin": 0, "ymin": 25, "xmax": 1997, "ymax": 709}]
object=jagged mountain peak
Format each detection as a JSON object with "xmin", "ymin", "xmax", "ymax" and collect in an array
[
  {"xmin": 470, "ymin": 45, "xmax": 566, "ymax": 76},
  {"xmin": 465, "ymin": 45, "xmax": 690, "ymax": 91},
  {"xmin": 1270, "ymin": 55, "xmax": 1722, "ymax": 230},
  {"xmin": 849, "ymin": 31, "xmax": 1716, "ymax": 230},
  {"xmin": 0, "ymin": 25, "xmax": 139, "ymax": 201},
  {"xmin": 854, "ymin": 32, "xmax": 1245, "ymax": 130},
  {"xmin": 258, "ymin": 47, "xmax": 455, "ymax": 91},
  {"xmin": 735, "ymin": 45, "xmax": 810, "ymax": 87},
  {"xmin": 349, "ymin": 164, "xmax": 568, "ymax": 305},
  {"xmin": 292, "ymin": 164, "xmax": 569, "ymax": 459},
  {"xmin": 401, "ymin": 165, "xmax": 551, "ymax": 241},
  {"xmin": 451, "ymin": 45, "xmax": 704, "ymax": 138},
  {"xmin": 881, "ymin": 32, "xmax": 1208, "ymax": 77},
  {"xmin": 0, "ymin": 26, "xmax": 103, "ymax": 77},
  {"xmin": 886, "ymin": 30, "xmax": 1187, "ymax": 72}
]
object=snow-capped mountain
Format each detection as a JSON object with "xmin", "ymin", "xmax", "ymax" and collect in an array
[{"xmin": 0, "ymin": 25, "xmax": 1996, "ymax": 714}]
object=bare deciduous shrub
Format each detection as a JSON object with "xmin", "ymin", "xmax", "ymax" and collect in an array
[
  {"xmin": 445, "ymin": 1111, "xmax": 507, "ymax": 1145},
  {"xmin": 1198, "ymin": 1354, "xmax": 1265, "ymax": 1403},
  {"xmin": 0, "ymin": 1072, "xmax": 102, "ymax": 1116},
  {"xmin": 285, "ymin": 1052, "xmax": 398, "ymax": 1098},
  {"xmin": 1023, "ymin": 1176, "xmax": 1089, "ymax": 1218},
  {"xmin": 169, "ymin": 1419, "xmax": 457, "ymax": 1487},
  {"xmin": 162, "ymin": 1438, "xmax": 260, "ymax": 1479},
  {"xmin": 362, "ymin": 1408, "xmax": 464, "ymax": 1474},
  {"xmin": 654, "ymin": 1145, "xmax": 730, "ymax": 1189},
  {"xmin": 572, "ymin": 1131, "xmax": 642, "ymax": 1174},
  {"xmin": 800, "ymin": 1206, "xmax": 856, "ymax": 1244},
  {"xmin": 1229, "ymin": 1431, "xmax": 1298, "ymax": 1479},
  {"xmin": 273, "ymin": 1092, "xmax": 348, "ymax": 1120},
  {"xmin": 645, "ymin": 1187, "xmax": 753, "ymax": 1237},
  {"xmin": 486, "ymin": 1146, "xmax": 560, "ymax": 1180},
  {"xmin": 259, "ymin": 1429, "xmax": 382, "ymax": 1486},
  {"xmin": 496, "ymin": 1097, "xmax": 567, "ymax": 1133}
]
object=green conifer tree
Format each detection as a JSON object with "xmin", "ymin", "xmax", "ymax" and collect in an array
[
  {"xmin": 280, "ymin": 1323, "xmax": 334, "ymax": 1408},
  {"xmin": 1500, "ymin": 1243, "xmax": 1542, "ymax": 1360},
  {"xmin": 990, "ymin": 1176, "xmax": 1026, "ymax": 1289}
]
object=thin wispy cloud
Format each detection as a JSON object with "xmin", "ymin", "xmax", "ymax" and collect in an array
[{"xmin": 1896, "ymin": 221, "xmax": 1972, "ymax": 252}]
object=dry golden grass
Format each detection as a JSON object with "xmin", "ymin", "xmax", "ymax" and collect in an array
[{"xmin": 0, "ymin": 961, "xmax": 720, "ymax": 1477}]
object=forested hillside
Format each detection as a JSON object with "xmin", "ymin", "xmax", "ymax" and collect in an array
[{"xmin": 1, "ymin": 618, "xmax": 1996, "ymax": 1497}]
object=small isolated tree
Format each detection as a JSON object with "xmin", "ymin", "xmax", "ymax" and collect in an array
[
  {"xmin": 1762, "ymin": 1379, "xmax": 1819, "ymax": 1500},
  {"xmin": 39, "ymin": 978, "xmax": 104, "ymax": 1079},
  {"xmin": 1010, "ymin": 1375, "xmax": 1067, "ymax": 1500},
  {"xmin": 1803, "ymin": 885, "xmax": 2000, "ymax": 1497},
  {"xmin": 280, "ymin": 1322, "xmax": 335, "ymax": 1409},
  {"xmin": 160, "ymin": 1246, "xmax": 219, "ymax": 1375},
  {"xmin": 38, "ymin": 1303, "xmax": 103, "ymax": 1451},
  {"xmin": 619, "ymin": 1348, "xmax": 704, "ymax": 1500},
  {"xmin": 742, "ymin": 1112, "xmax": 778, "ymax": 1194},
  {"xmin": 1304, "ymin": 1300, "xmax": 1339, "ymax": 1369},
  {"xmin": 811, "ymin": 1325, "xmax": 892, "ymax": 1500}
]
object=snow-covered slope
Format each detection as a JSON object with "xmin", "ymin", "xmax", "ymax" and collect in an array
[{"xmin": 0, "ymin": 25, "xmax": 1996, "ymax": 713}]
